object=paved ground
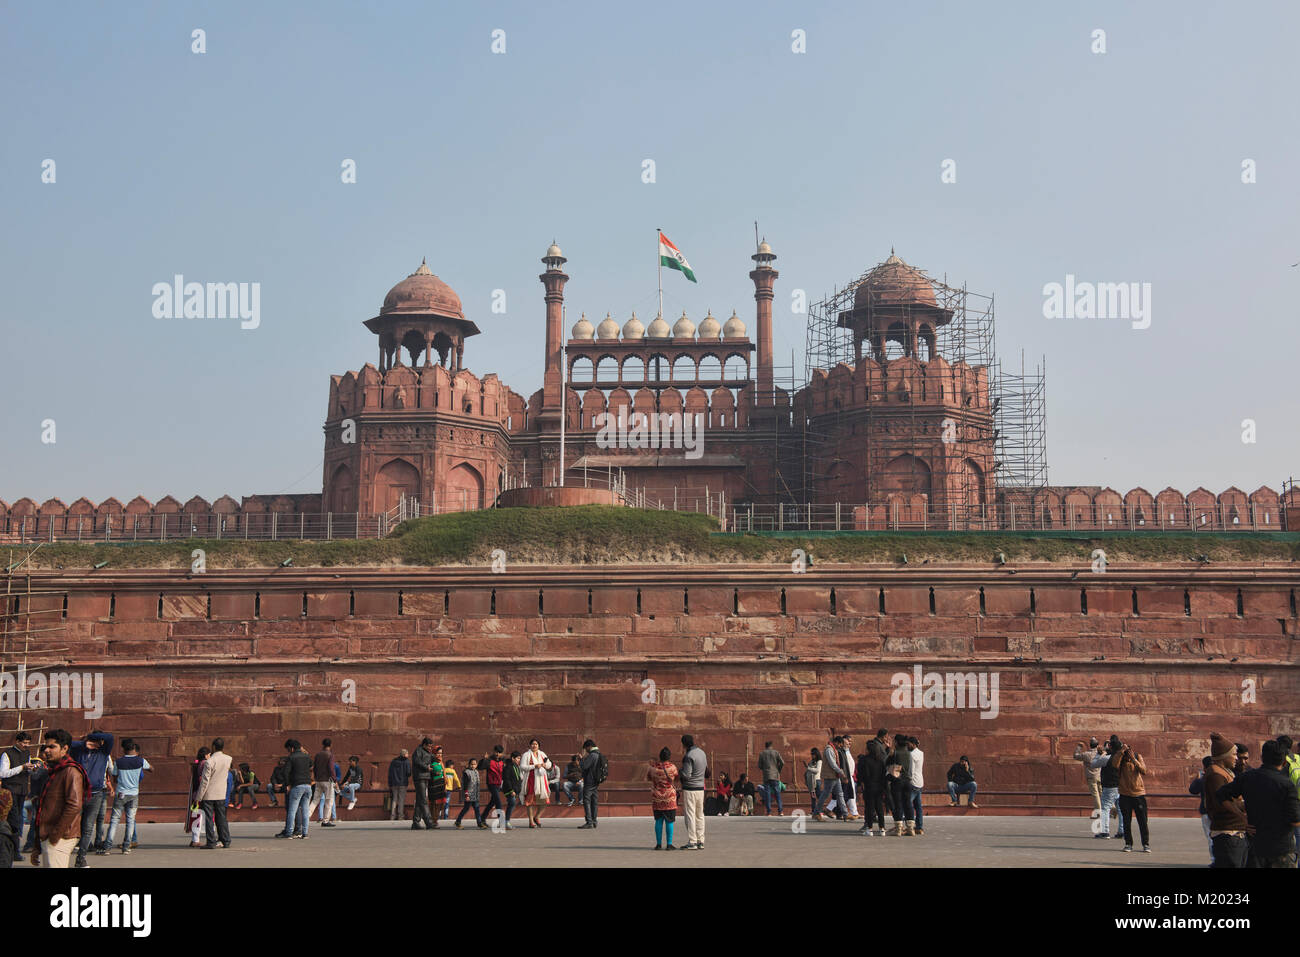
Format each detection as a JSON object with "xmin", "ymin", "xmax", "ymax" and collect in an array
[{"xmin": 27, "ymin": 815, "xmax": 1210, "ymax": 867}]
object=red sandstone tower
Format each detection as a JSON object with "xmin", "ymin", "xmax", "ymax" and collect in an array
[
  {"xmin": 538, "ymin": 243, "xmax": 569, "ymax": 428},
  {"xmin": 749, "ymin": 239, "xmax": 777, "ymax": 409}
]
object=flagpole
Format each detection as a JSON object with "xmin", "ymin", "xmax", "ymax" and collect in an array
[{"xmin": 657, "ymin": 227, "xmax": 663, "ymax": 319}]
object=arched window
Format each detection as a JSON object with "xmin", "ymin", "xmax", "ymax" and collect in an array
[
  {"xmin": 596, "ymin": 355, "xmax": 618, "ymax": 381},
  {"xmin": 569, "ymin": 356, "xmax": 594, "ymax": 383},
  {"xmin": 621, "ymin": 355, "xmax": 645, "ymax": 381}
]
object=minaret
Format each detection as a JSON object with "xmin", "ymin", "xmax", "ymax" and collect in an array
[
  {"xmin": 539, "ymin": 241, "xmax": 568, "ymax": 423},
  {"xmin": 750, "ymin": 238, "xmax": 778, "ymax": 406}
]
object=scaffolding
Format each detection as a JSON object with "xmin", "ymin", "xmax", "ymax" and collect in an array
[
  {"xmin": 796, "ymin": 254, "xmax": 1048, "ymax": 517},
  {"xmin": 1, "ymin": 545, "xmax": 68, "ymax": 745},
  {"xmin": 992, "ymin": 351, "xmax": 1050, "ymax": 490}
]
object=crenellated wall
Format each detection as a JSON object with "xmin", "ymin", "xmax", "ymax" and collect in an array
[{"xmin": 9, "ymin": 564, "xmax": 1297, "ymax": 814}]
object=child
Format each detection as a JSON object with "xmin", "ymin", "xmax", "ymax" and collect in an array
[
  {"xmin": 455, "ymin": 758, "xmax": 486, "ymax": 829},
  {"xmin": 441, "ymin": 760, "xmax": 461, "ymax": 819}
]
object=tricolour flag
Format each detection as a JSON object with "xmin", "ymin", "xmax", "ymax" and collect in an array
[{"xmin": 658, "ymin": 231, "xmax": 697, "ymax": 283}]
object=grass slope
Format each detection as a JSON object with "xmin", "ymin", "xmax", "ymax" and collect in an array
[{"xmin": 8, "ymin": 506, "xmax": 1298, "ymax": 569}]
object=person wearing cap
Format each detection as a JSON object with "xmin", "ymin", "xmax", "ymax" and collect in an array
[
  {"xmin": 1215, "ymin": 739, "xmax": 1300, "ymax": 868},
  {"xmin": 946, "ymin": 756, "xmax": 978, "ymax": 808},
  {"xmin": 411, "ymin": 737, "xmax": 435, "ymax": 831},
  {"xmin": 1073, "ymin": 737, "xmax": 1103, "ymax": 816},
  {"xmin": 1203, "ymin": 732, "xmax": 1247, "ymax": 868}
]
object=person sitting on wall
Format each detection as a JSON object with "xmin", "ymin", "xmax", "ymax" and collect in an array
[
  {"xmin": 729, "ymin": 774, "xmax": 756, "ymax": 816},
  {"xmin": 232, "ymin": 763, "xmax": 260, "ymax": 809},
  {"xmin": 715, "ymin": 773, "xmax": 733, "ymax": 816},
  {"xmin": 946, "ymin": 756, "xmax": 978, "ymax": 808},
  {"xmin": 563, "ymin": 754, "xmax": 584, "ymax": 807}
]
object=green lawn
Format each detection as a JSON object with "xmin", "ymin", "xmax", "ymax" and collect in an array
[{"xmin": 8, "ymin": 506, "xmax": 1299, "ymax": 569}]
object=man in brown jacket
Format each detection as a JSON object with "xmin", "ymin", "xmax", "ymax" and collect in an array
[
  {"xmin": 1111, "ymin": 737, "xmax": 1151, "ymax": 852},
  {"xmin": 1204, "ymin": 732, "xmax": 1248, "ymax": 868},
  {"xmin": 30, "ymin": 729, "xmax": 89, "ymax": 869}
]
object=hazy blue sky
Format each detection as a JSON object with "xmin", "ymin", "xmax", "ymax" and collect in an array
[{"xmin": 2, "ymin": 0, "xmax": 1297, "ymax": 505}]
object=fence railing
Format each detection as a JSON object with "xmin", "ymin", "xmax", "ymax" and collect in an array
[
  {"xmin": 1, "ymin": 498, "xmax": 1287, "ymax": 544},
  {"xmin": 728, "ymin": 501, "xmax": 1289, "ymax": 533}
]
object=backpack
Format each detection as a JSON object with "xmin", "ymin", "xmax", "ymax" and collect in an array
[{"xmin": 594, "ymin": 752, "xmax": 609, "ymax": 785}]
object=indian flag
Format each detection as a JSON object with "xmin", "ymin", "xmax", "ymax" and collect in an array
[{"xmin": 658, "ymin": 231, "xmax": 697, "ymax": 283}]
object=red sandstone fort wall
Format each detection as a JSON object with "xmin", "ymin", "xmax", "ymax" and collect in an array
[{"xmin": 8, "ymin": 566, "xmax": 1297, "ymax": 814}]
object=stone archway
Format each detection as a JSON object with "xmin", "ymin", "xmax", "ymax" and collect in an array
[
  {"xmin": 443, "ymin": 462, "xmax": 484, "ymax": 512},
  {"xmin": 327, "ymin": 463, "xmax": 357, "ymax": 513},
  {"xmin": 373, "ymin": 458, "xmax": 421, "ymax": 513}
]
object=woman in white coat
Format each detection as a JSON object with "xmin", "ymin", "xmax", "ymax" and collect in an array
[{"xmin": 520, "ymin": 738, "xmax": 552, "ymax": 827}]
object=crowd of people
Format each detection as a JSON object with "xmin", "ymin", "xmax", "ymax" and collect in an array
[
  {"xmin": 1072, "ymin": 731, "xmax": 1300, "ymax": 865},
  {"xmin": 5, "ymin": 723, "xmax": 1297, "ymax": 866}
]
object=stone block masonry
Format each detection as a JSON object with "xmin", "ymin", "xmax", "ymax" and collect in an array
[{"xmin": 12, "ymin": 563, "xmax": 1298, "ymax": 814}]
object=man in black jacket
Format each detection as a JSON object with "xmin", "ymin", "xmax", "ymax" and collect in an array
[
  {"xmin": 857, "ymin": 729, "xmax": 888, "ymax": 836},
  {"xmin": 388, "ymin": 749, "xmax": 412, "ymax": 821},
  {"xmin": 411, "ymin": 738, "xmax": 435, "ymax": 830},
  {"xmin": 275, "ymin": 740, "xmax": 313, "ymax": 839},
  {"xmin": 946, "ymin": 756, "xmax": 979, "ymax": 808},
  {"xmin": 1214, "ymin": 739, "xmax": 1300, "ymax": 868},
  {"xmin": 577, "ymin": 739, "xmax": 603, "ymax": 829},
  {"xmin": 0, "ymin": 732, "xmax": 34, "ymax": 858}
]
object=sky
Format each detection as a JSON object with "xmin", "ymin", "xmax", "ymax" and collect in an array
[{"xmin": 2, "ymin": 0, "xmax": 1297, "ymax": 505}]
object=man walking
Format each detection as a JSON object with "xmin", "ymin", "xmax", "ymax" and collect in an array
[
  {"xmin": 308, "ymin": 738, "xmax": 337, "ymax": 828},
  {"xmin": 481, "ymin": 745, "xmax": 506, "ymax": 827},
  {"xmin": 1073, "ymin": 737, "xmax": 1103, "ymax": 819},
  {"xmin": 1215, "ymin": 739, "xmax": 1300, "ymax": 868},
  {"xmin": 757, "ymin": 741, "xmax": 784, "ymax": 815},
  {"xmin": 387, "ymin": 748, "xmax": 412, "ymax": 821},
  {"xmin": 411, "ymin": 737, "xmax": 435, "ymax": 830},
  {"xmin": 70, "ymin": 729, "xmax": 113, "ymax": 866},
  {"xmin": 0, "ymin": 732, "xmax": 34, "ymax": 858},
  {"xmin": 31, "ymin": 730, "xmax": 88, "ymax": 869},
  {"xmin": 680, "ymin": 734, "xmax": 708, "ymax": 850},
  {"xmin": 813, "ymin": 735, "xmax": 846, "ymax": 821},
  {"xmin": 106, "ymin": 738, "xmax": 151, "ymax": 854},
  {"xmin": 578, "ymin": 739, "xmax": 604, "ymax": 829},
  {"xmin": 839, "ymin": 735, "xmax": 859, "ymax": 820},
  {"xmin": 275, "ymin": 739, "xmax": 313, "ymax": 839},
  {"xmin": 197, "ymin": 737, "xmax": 233, "ymax": 849}
]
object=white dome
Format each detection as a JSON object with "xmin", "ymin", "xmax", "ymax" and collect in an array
[
  {"xmin": 596, "ymin": 312, "xmax": 620, "ymax": 339},
  {"xmin": 672, "ymin": 310, "xmax": 696, "ymax": 338},
  {"xmin": 647, "ymin": 314, "xmax": 672, "ymax": 339},
  {"xmin": 723, "ymin": 311, "xmax": 747, "ymax": 338},
  {"xmin": 697, "ymin": 310, "xmax": 721, "ymax": 339},
  {"xmin": 571, "ymin": 313, "xmax": 594, "ymax": 339},
  {"xmin": 546, "ymin": 242, "xmax": 563, "ymax": 259},
  {"xmin": 622, "ymin": 311, "xmax": 645, "ymax": 339}
]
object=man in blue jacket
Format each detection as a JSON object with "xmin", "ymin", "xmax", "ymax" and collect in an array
[{"xmin": 70, "ymin": 729, "xmax": 113, "ymax": 868}]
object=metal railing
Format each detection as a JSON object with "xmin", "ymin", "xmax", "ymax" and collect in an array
[{"xmin": 727, "ymin": 501, "xmax": 1289, "ymax": 533}]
